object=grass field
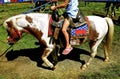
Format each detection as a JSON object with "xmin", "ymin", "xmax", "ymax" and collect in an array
[{"xmin": 0, "ymin": 2, "xmax": 120, "ymax": 79}]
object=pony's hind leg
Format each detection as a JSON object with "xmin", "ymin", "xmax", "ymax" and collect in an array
[
  {"xmin": 81, "ymin": 39, "xmax": 102, "ymax": 70},
  {"xmin": 104, "ymin": 40, "xmax": 110, "ymax": 62},
  {"xmin": 104, "ymin": 46, "xmax": 109, "ymax": 62}
]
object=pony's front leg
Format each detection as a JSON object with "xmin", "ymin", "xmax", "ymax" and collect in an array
[{"xmin": 41, "ymin": 47, "xmax": 55, "ymax": 70}]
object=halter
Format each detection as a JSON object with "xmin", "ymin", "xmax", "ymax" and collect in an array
[
  {"xmin": 7, "ymin": 27, "xmax": 22, "ymax": 43},
  {"xmin": 14, "ymin": 28, "xmax": 21, "ymax": 38}
]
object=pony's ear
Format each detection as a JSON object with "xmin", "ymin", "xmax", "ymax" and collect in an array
[
  {"xmin": 6, "ymin": 20, "xmax": 13, "ymax": 28},
  {"xmin": 6, "ymin": 21, "xmax": 9, "ymax": 25},
  {"xmin": 3, "ymin": 21, "xmax": 8, "ymax": 28}
]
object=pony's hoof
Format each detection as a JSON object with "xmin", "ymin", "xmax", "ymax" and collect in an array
[
  {"xmin": 104, "ymin": 57, "xmax": 109, "ymax": 62},
  {"xmin": 81, "ymin": 65, "xmax": 87, "ymax": 71},
  {"xmin": 51, "ymin": 66, "xmax": 56, "ymax": 70}
]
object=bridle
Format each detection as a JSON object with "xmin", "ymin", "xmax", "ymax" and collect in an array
[
  {"xmin": 0, "ymin": 28, "xmax": 26, "ymax": 58},
  {"xmin": 7, "ymin": 27, "xmax": 22, "ymax": 43}
]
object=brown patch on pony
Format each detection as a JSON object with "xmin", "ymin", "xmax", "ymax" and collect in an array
[
  {"xmin": 6, "ymin": 20, "xmax": 22, "ymax": 43},
  {"xmin": 88, "ymin": 21, "xmax": 99, "ymax": 48},
  {"xmin": 42, "ymin": 49, "xmax": 50, "ymax": 57},
  {"xmin": 25, "ymin": 15, "xmax": 33, "ymax": 23},
  {"xmin": 24, "ymin": 25, "xmax": 47, "ymax": 47},
  {"xmin": 85, "ymin": 16, "xmax": 90, "ymax": 28},
  {"xmin": 89, "ymin": 21, "xmax": 99, "ymax": 41},
  {"xmin": 6, "ymin": 20, "xmax": 14, "ymax": 28}
]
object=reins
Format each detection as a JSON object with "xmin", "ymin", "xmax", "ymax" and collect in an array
[
  {"xmin": 0, "ymin": 44, "xmax": 14, "ymax": 57},
  {"xmin": 0, "ymin": 38, "xmax": 14, "ymax": 57}
]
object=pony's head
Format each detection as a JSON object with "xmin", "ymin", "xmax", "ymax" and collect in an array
[{"xmin": 3, "ymin": 19, "xmax": 24, "ymax": 45}]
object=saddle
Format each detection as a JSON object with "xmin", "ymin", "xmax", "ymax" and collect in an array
[{"xmin": 50, "ymin": 10, "xmax": 90, "ymax": 45}]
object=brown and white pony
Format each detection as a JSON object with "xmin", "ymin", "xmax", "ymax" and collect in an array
[{"xmin": 3, "ymin": 13, "xmax": 114, "ymax": 70}]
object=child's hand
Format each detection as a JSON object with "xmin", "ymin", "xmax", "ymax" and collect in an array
[{"xmin": 50, "ymin": 6, "xmax": 56, "ymax": 10}]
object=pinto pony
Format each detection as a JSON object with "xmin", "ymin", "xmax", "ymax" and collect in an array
[{"xmin": 3, "ymin": 13, "xmax": 114, "ymax": 70}]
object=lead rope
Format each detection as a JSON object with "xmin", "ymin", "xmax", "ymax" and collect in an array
[{"xmin": 0, "ymin": 44, "xmax": 14, "ymax": 57}]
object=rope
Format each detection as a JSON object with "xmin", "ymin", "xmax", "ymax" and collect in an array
[
  {"xmin": 0, "ymin": 38, "xmax": 10, "ymax": 57},
  {"xmin": 0, "ymin": 33, "xmax": 27, "ymax": 58},
  {"xmin": 23, "ymin": 1, "xmax": 52, "ymax": 14},
  {"xmin": 0, "ymin": 44, "xmax": 14, "ymax": 57},
  {"xmin": 0, "ymin": 39, "xmax": 7, "ymax": 44}
]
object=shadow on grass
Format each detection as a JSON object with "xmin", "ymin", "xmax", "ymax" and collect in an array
[
  {"xmin": 5, "ymin": 45, "xmax": 44, "ymax": 68},
  {"xmin": 5, "ymin": 46, "xmax": 104, "ymax": 70},
  {"xmin": 58, "ymin": 47, "xmax": 104, "ymax": 65}
]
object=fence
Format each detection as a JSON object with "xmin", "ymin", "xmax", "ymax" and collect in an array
[{"xmin": 84, "ymin": 0, "xmax": 120, "ymax": 2}]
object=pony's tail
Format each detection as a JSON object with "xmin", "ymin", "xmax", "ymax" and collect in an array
[{"xmin": 104, "ymin": 17, "xmax": 114, "ymax": 54}]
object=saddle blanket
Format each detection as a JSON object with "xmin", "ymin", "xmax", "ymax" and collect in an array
[{"xmin": 71, "ymin": 24, "xmax": 88, "ymax": 37}]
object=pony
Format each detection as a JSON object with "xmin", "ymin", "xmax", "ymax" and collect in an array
[{"xmin": 3, "ymin": 12, "xmax": 114, "ymax": 70}]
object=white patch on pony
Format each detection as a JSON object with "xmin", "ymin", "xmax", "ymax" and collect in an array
[{"xmin": 87, "ymin": 16, "xmax": 108, "ymax": 39}]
